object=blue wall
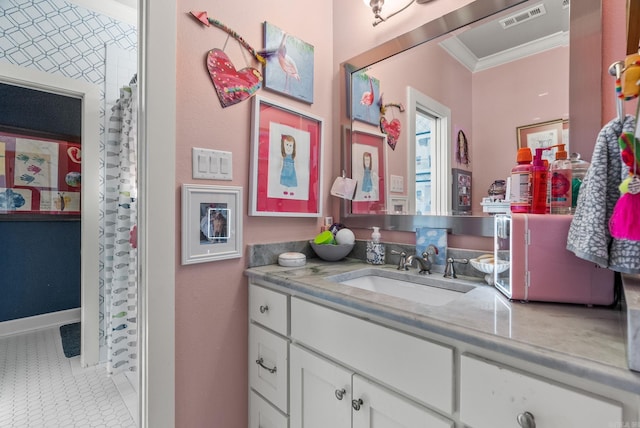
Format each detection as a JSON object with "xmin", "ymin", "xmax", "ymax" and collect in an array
[
  {"xmin": 0, "ymin": 82, "xmax": 82, "ymax": 323},
  {"xmin": 0, "ymin": 221, "xmax": 81, "ymax": 322}
]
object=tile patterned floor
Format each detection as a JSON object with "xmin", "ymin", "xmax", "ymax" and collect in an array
[{"xmin": 0, "ymin": 326, "xmax": 137, "ymax": 427}]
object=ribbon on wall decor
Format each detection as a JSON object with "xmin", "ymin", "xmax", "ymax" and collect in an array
[{"xmin": 190, "ymin": 11, "xmax": 264, "ymax": 108}]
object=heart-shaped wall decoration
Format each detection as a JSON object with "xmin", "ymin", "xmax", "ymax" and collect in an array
[
  {"xmin": 67, "ymin": 146, "xmax": 82, "ymax": 163},
  {"xmin": 380, "ymin": 117, "xmax": 401, "ymax": 150},
  {"xmin": 206, "ymin": 48, "xmax": 263, "ymax": 108}
]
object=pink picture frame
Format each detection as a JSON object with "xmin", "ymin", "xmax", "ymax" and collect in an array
[
  {"xmin": 345, "ymin": 127, "xmax": 387, "ymax": 215},
  {"xmin": 249, "ymin": 96, "xmax": 323, "ymax": 217}
]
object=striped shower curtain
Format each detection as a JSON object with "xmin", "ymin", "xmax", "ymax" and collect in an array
[{"xmin": 103, "ymin": 79, "xmax": 138, "ymax": 375}]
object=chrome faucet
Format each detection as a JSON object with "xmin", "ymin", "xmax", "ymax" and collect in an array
[
  {"xmin": 444, "ymin": 257, "xmax": 469, "ymax": 279},
  {"xmin": 390, "ymin": 250, "xmax": 407, "ymax": 270},
  {"xmin": 403, "ymin": 245, "xmax": 439, "ymax": 274}
]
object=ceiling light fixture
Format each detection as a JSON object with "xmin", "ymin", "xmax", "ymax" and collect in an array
[{"xmin": 364, "ymin": 0, "xmax": 435, "ymax": 27}]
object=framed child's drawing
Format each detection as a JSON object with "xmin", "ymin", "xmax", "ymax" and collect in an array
[
  {"xmin": 249, "ymin": 96, "xmax": 323, "ymax": 217},
  {"xmin": 345, "ymin": 127, "xmax": 387, "ymax": 214}
]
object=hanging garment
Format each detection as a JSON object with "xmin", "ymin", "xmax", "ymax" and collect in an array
[
  {"xmin": 103, "ymin": 81, "xmax": 138, "ymax": 375},
  {"xmin": 567, "ymin": 115, "xmax": 640, "ymax": 274}
]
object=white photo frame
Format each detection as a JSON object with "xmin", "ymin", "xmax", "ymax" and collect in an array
[{"xmin": 181, "ymin": 184, "xmax": 242, "ymax": 265}]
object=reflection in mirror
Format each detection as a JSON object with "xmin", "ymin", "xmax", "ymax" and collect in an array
[{"xmin": 341, "ymin": 0, "xmax": 598, "ymax": 236}]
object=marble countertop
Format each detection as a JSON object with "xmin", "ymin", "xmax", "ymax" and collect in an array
[{"xmin": 245, "ymin": 258, "xmax": 640, "ymax": 395}]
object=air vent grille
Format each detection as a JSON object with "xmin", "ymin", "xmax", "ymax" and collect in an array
[{"xmin": 499, "ymin": 4, "xmax": 547, "ymax": 29}]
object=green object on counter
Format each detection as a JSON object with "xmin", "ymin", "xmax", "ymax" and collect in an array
[{"xmin": 314, "ymin": 230, "xmax": 335, "ymax": 245}]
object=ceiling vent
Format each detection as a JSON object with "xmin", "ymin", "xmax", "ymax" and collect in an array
[{"xmin": 499, "ymin": 4, "xmax": 547, "ymax": 29}]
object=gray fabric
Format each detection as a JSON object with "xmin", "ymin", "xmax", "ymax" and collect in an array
[{"xmin": 567, "ymin": 115, "xmax": 640, "ymax": 274}]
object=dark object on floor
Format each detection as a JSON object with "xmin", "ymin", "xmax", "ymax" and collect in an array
[{"xmin": 60, "ymin": 322, "xmax": 81, "ymax": 358}]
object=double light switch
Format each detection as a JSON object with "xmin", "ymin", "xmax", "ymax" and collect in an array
[{"xmin": 192, "ymin": 147, "xmax": 232, "ymax": 180}]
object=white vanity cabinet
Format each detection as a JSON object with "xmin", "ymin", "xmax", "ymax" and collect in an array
[
  {"xmin": 290, "ymin": 296, "xmax": 455, "ymax": 427},
  {"xmin": 459, "ymin": 354, "xmax": 623, "ymax": 428},
  {"xmin": 290, "ymin": 344, "xmax": 453, "ymax": 428},
  {"xmin": 248, "ymin": 284, "xmax": 290, "ymax": 427},
  {"xmin": 248, "ymin": 279, "xmax": 634, "ymax": 428}
]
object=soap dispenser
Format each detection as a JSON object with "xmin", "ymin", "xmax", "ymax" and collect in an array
[{"xmin": 366, "ymin": 227, "xmax": 385, "ymax": 265}]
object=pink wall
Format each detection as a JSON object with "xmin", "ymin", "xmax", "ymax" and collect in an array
[
  {"xmin": 472, "ymin": 47, "xmax": 569, "ymax": 212},
  {"xmin": 368, "ymin": 39, "xmax": 473, "ymax": 200},
  {"xmin": 175, "ymin": 1, "xmax": 333, "ymax": 426},
  {"xmin": 171, "ymin": 1, "xmax": 629, "ymax": 425}
]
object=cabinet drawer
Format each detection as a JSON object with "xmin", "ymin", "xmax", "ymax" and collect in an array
[
  {"xmin": 459, "ymin": 354, "xmax": 623, "ymax": 428},
  {"xmin": 291, "ymin": 297, "xmax": 454, "ymax": 415},
  {"xmin": 249, "ymin": 390, "xmax": 288, "ymax": 428},
  {"xmin": 249, "ymin": 283, "xmax": 288, "ymax": 335},
  {"xmin": 249, "ymin": 324, "xmax": 289, "ymax": 413}
]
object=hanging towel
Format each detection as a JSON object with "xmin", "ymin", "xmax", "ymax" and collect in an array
[{"xmin": 567, "ymin": 115, "xmax": 640, "ymax": 274}]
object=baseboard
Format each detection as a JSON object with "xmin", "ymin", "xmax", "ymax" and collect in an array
[{"xmin": 0, "ymin": 308, "xmax": 81, "ymax": 337}]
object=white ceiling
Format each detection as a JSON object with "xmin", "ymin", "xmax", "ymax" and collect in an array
[
  {"xmin": 68, "ymin": 0, "xmax": 136, "ymax": 26},
  {"xmin": 439, "ymin": 0, "xmax": 569, "ymax": 72}
]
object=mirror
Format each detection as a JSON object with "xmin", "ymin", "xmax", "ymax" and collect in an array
[{"xmin": 341, "ymin": 0, "xmax": 601, "ymax": 236}]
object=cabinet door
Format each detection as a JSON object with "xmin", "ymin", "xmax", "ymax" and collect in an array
[
  {"xmin": 459, "ymin": 354, "xmax": 623, "ymax": 428},
  {"xmin": 351, "ymin": 375, "xmax": 454, "ymax": 428},
  {"xmin": 249, "ymin": 391, "xmax": 288, "ymax": 428},
  {"xmin": 289, "ymin": 344, "xmax": 351, "ymax": 428},
  {"xmin": 249, "ymin": 324, "xmax": 289, "ymax": 413}
]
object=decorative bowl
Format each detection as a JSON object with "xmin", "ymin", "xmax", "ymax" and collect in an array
[
  {"xmin": 469, "ymin": 258, "xmax": 510, "ymax": 285},
  {"xmin": 309, "ymin": 240, "xmax": 354, "ymax": 262}
]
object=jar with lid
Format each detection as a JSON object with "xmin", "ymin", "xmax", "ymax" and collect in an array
[
  {"xmin": 570, "ymin": 152, "xmax": 590, "ymax": 213},
  {"xmin": 488, "ymin": 180, "xmax": 507, "ymax": 200}
]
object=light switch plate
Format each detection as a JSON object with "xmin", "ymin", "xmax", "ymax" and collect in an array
[
  {"xmin": 390, "ymin": 175, "xmax": 404, "ymax": 193},
  {"xmin": 192, "ymin": 147, "xmax": 232, "ymax": 180}
]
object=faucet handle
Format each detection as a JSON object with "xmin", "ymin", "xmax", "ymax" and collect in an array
[{"xmin": 390, "ymin": 250, "xmax": 407, "ymax": 270}]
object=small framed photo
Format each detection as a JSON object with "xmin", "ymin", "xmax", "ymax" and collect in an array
[
  {"xmin": 516, "ymin": 119, "xmax": 565, "ymax": 163},
  {"xmin": 181, "ymin": 184, "xmax": 243, "ymax": 265},
  {"xmin": 452, "ymin": 168, "xmax": 472, "ymax": 213},
  {"xmin": 249, "ymin": 95, "xmax": 323, "ymax": 217}
]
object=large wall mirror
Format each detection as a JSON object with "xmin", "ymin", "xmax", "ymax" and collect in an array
[{"xmin": 341, "ymin": 0, "xmax": 601, "ymax": 236}]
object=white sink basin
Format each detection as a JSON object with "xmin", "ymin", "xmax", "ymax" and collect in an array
[{"xmin": 326, "ymin": 268, "xmax": 476, "ymax": 306}]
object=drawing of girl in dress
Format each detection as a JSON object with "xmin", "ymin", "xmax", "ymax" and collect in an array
[
  {"xmin": 361, "ymin": 151, "xmax": 373, "ymax": 198},
  {"xmin": 280, "ymin": 134, "xmax": 298, "ymax": 193}
]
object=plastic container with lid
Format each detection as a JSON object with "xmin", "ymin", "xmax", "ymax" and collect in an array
[
  {"xmin": 570, "ymin": 152, "xmax": 590, "ymax": 212},
  {"xmin": 549, "ymin": 144, "xmax": 572, "ymax": 214},
  {"xmin": 509, "ymin": 147, "xmax": 532, "ymax": 213}
]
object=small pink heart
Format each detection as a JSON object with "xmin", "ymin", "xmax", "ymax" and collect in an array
[
  {"xmin": 67, "ymin": 146, "xmax": 82, "ymax": 163},
  {"xmin": 206, "ymin": 49, "xmax": 263, "ymax": 108},
  {"xmin": 380, "ymin": 117, "xmax": 401, "ymax": 150}
]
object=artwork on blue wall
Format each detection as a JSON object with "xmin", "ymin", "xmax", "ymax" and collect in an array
[
  {"xmin": 0, "ymin": 129, "xmax": 81, "ymax": 216},
  {"xmin": 263, "ymin": 22, "xmax": 315, "ymax": 104}
]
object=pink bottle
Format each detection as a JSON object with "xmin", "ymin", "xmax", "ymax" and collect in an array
[{"xmin": 509, "ymin": 147, "xmax": 532, "ymax": 213}]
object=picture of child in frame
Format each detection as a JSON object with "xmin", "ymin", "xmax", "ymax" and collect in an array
[{"xmin": 199, "ymin": 203, "xmax": 229, "ymax": 244}]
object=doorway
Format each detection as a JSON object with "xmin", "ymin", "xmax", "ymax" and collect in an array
[{"xmin": 407, "ymin": 87, "xmax": 452, "ymax": 215}]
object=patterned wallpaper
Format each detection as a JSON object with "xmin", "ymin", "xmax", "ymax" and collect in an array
[{"xmin": 0, "ymin": 0, "xmax": 135, "ymax": 82}]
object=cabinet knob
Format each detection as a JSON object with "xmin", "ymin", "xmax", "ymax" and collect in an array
[
  {"xmin": 259, "ymin": 305, "xmax": 269, "ymax": 313},
  {"xmin": 335, "ymin": 388, "xmax": 346, "ymax": 400},
  {"xmin": 255, "ymin": 357, "xmax": 277, "ymax": 374},
  {"xmin": 516, "ymin": 411, "xmax": 536, "ymax": 428},
  {"xmin": 351, "ymin": 398, "xmax": 363, "ymax": 411}
]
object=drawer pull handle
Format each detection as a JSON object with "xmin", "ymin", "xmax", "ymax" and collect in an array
[
  {"xmin": 255, "ymin": 357, "xmax": 277, "ymax": 374},
  {"xmin": 516, "ymin": 411, "xmax": 535, "ymax": 428},
  {"xmin": 259, "ymin": 305, "xmax": 269, "ymax": 313},
  {"xmin": 351, "ymin": 398, "xmax": 363, "ymax": 411},
  {"xmin": 335, "ymin": 388, "xmax": 346, "ymax": 400}
]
